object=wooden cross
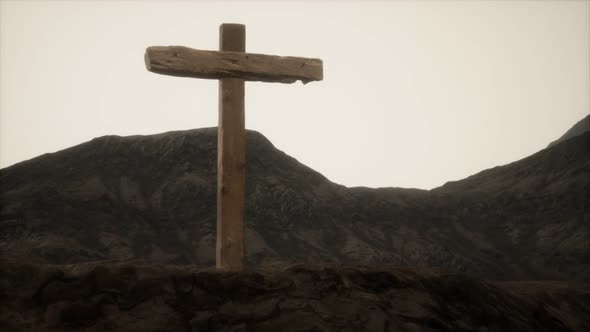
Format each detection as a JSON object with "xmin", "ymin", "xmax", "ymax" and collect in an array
[{"xmin": 144, "ymin": 23, "xmax": 323, "ymax": 270}]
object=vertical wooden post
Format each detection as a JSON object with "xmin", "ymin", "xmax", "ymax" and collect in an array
[{"xmin": 217, "ymin": 23, "xmax": 246, "ymax": 270}]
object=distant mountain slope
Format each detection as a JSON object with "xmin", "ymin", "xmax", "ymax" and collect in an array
[
  {"xmin": 1, "ymin": 123, "xmax": 589, "ymax": 280},
  {"xmin": 548, "ymin": 114, "xmax": 590, "ymax": 148},
  {"xmin": 435, "ymin": 131, "xmax": 589, "ymax": 195}
]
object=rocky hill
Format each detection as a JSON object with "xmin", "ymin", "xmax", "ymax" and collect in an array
[
  {"xmin": 1, "ymin": 123, "xmax": 589, "ymax": 280},
  {"xmin": 2, "ymin": 259, "xmax": 589, "ymax": 332}
]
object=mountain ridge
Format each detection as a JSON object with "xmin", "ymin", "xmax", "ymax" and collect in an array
[
  {"xmin": 548, "ymin": 114, "xmax": 590, "ymax": 148},
  {"xmin": 1, "ymin": 121, "xmax": 589, "ymax": 280}
]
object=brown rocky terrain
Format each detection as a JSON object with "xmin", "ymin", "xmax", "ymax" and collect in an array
[
  {"xmin": 1, "ymin": 258, "xmax": 589, "ymax": 332},
  {"xmin": 1, "ymin": 116, "xmax": 589, "ymax": 331}
]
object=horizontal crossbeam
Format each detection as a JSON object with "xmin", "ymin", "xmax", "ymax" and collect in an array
[{"xmin": 145, "ymin": 46, "xmax": 323, "ymax": 84}]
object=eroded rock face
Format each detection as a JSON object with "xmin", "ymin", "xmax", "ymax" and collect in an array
[
  {"xmin": 1, "ymin": 128, "xmax": 589, "ymax": 280},
  {"xmin": 1, "ymin": 259, "xmax": 588, "ymax": 332}
]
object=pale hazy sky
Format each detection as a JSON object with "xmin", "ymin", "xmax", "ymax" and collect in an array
[{"xmin": 1, "ymin": 1, "xmax": 589, "ymax": 189}]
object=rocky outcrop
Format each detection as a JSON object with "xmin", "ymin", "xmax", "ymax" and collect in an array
[
  {"xmin": 1, "ymin": 124, "xmax": 589, "ymax": 280},
  {"xmin": 1, "ymin": 259, "xmax": 588, "ymax": 332}
]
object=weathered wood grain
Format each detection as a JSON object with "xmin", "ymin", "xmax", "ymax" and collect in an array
[
  {"xmin": 216, "ymin": 23, "xmax": 245, "ymax": 271},
  {"xmin": 144, "ymin": 22, "xmax": 324, "ymax": 271},
  {"xmin": 145, "ymin": 45, "xmax": 323, "ymax": 84}
]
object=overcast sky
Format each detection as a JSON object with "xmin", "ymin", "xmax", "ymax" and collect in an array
[{"xmin": 1, "ymin": 1, "xmax": 588, "ymax": 189}]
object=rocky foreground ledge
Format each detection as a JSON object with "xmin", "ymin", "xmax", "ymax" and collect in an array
[{"xmin": 1, "ymin": 259, "xmax": 588, "ymax": 332}]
